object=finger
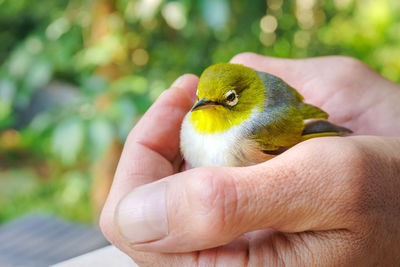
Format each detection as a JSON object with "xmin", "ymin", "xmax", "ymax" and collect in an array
[
  {"xmin": 230, "ymin": 52, "xmax": 343, "ymax": 111},
  {"xmin": 229, "ymin": 52, "xmax": 384, "ymax": 102},
  {"xmin": 229, "ymin": 52, "xmax": 386, "ymax": 128},
  {"xmin": 229, "ymin": 52, "xmax": 355, "ymax": 87},
  {"xmin": 128, "ymin": 73, "xmax": 198, "ymax": 162},
  {"xmin": 115, "ymin": 136, "xmax": 367, "ymax": 252},
  {"xmin": 124, "ymin": 250, "xmax": 198, "ymax": 267},
  {"xmin": 110, "ymin": 74, "xmax": 198, "ymax": 192},
  {"xmin": 100, "ymin": 74, "xmax": 198, "ymax": 243},
  {"xmin": 247, "ymin": 229, "xmax": 364, "ymax": 266},
  {"xmin": 231, "ymin": 52, "xmax": 295, "ymax": 77},
  {"xmin": 120, "ymin": 241, "xmax": 249, "ymax": 267},
  {"xmin": 230, "ymin": 52, "xmax": 312, "ymax": 89}
]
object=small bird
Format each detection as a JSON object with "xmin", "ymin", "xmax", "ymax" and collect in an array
[{"xmin": 180, "ymin": 63, "xmax": 352, "ymax": 167}]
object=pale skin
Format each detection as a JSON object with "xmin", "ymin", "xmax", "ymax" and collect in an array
[{"xmin": 100, "ymin": 53, "xmax": 400, "ymax": 266}]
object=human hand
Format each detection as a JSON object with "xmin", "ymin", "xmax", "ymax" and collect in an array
[{"xmin": 100, "ymin": 53, "xmax": 400, "ymax": 266}]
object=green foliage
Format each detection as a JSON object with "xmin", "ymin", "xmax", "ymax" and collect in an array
[
  {"xmin": 0, "ymin": 0, "xmax": 399, "ymax": 223},
  {"xmin": 0, "ymin": 168, "xmax": 92, "ymax": 223}
]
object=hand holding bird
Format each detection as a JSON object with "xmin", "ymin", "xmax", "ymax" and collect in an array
[{"xmin": 101, "ymin": 53, "xmax": 400, "ymax": 266}]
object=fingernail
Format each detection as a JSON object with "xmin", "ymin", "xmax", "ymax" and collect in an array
[
  {"xmin": 115, "ymin": 182, "xmax": 168, "ymax": 243},
  {"xmin": 171, "ymin": 75, "xmax": 186, "ymax": 88}
]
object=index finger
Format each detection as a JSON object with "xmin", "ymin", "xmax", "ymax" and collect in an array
[
  {"xmin": 100, "ymin": 74, "xmax": 198, "ymax": 236},
  {"xmin": 115, "ymin": 74, "xmax": 198, "ymax": 190},
  {"xmin": 229, "ymin": 53, "xmax": 333, "ymax": 108},
  {"xmin": 129, "ymin": 74, "xmax": 198, "ymax": 162}
]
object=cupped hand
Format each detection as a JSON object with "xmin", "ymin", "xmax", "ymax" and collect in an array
[{"xmin": 100, "ymin": 53, "xmax": 400, "ymax": 266}]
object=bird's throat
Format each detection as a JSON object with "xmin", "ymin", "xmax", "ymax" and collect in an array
[{"xmin": 189, "ymin": 106, "xmax": 254, "ymax": 134}]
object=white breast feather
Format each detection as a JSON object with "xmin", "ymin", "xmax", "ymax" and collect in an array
[{"xmin": 180, "ymin": 109, "xmax": 273, "ymax": 167}]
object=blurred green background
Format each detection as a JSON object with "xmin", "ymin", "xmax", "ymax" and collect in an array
[{"xmin": 0, "ymin": 0, "xmax": 399, "ymax": 224}]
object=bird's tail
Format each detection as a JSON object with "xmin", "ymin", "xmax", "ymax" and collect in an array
[{"xmin": 301, "ymin": 119, "xmax": 352, "ymax": 140}]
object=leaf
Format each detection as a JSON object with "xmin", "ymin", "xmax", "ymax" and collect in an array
[
  {"xmin": 59, "ymin": 171, "xmax": 90, "ymax": 206},
  {"xmin": 88, "ymin": 117, "xmax": 114, "ymax": 161},
  {"xmin": 51, "ymin": 117, "xmax": 85, "ymax": 165},
  {"xmin": 0, "ymin": 78, "xmax": 15, "ymax": 120},
  {"xmin": 112, "ymin": 75, "xmax": 148, "ymax": 95},
  {"xmin": 25, "ymin": 60, "xmax": 53, "ymax": 89}
]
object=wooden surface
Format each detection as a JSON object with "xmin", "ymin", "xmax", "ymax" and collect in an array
[{"xmin": 0, "ymin": 214, "xmax": 109, "ymax": 266}]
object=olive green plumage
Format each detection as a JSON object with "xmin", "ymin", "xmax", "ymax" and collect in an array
[
  {"xmin": 251, "ymin": 70, "xmax": 333, "ymax": 151},
  {"xmin": 180, "ymin": 63, "xmax": 352, "ymax": 167}
]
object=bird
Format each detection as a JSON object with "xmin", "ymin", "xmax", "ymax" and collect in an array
[{"xmin": 180, "ymin": 63, "xmax": 352, "ymax": 168}]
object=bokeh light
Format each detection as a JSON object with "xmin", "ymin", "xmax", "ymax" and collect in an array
[
  {"xmin": 132, "ymin": 48, "xmax": 149, "ymax": 66},
  {"xmin": 260, "ymin": 15, "xmax": 278, "ymax": 33},
  {"xmin": 162, "ymin": 2, "xmax": 187, "ymax": 30}
]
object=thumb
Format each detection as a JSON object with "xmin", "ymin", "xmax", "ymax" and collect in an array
[{"xmin": 114, "ymin": 138, "xmax": 358, "ymax": 253}]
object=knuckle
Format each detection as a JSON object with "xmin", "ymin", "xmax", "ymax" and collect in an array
[
  {"xmin": 333, "ymin": 56, "xmax": 370, "ymax": 77},
  {"xmin": 334, "ymin": 56, "xmax": 364, "ymax": 68},
  {"xmin": 300, "ymin": 137, "xmax": 367, "ymax": 176},
  {"xmin": 286, "ymin": 138, "xmax": 383, "ymax": 231},
  {"xmin": 333, "ymin": 138, "xmax": 367, "ymax": 175},
  {"xmin": 186, "ymin": 169, "xmax": 240, "ymax": 239},
  {"xmin": 294, "ymin": 138, "xmax": 369, "ymax": 200},
  {"xmin": 326, "ymin": 139, "xmax": 375, "ymax": 216},
  {"xmin": 230, "ymin": 52, "xmax": 258, "ymax": 63}
]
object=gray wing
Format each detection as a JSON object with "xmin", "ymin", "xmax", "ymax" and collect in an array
[{"xmin": 255, "ymin": 71, "xmax": 304, "ymax": 108}]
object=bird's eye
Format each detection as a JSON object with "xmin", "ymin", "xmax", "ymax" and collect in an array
[
  {"xmin": 225, "ymin": 90, "xmax": 238, "ymax": 106},
  {"xmin": 226, "ymin": 93, "xmax": 235, "ymax": 101}
]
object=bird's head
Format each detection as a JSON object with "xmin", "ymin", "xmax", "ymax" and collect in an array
[{"xmin": 189, "ymin": 63, "xmax": 265, "ymax": 133}]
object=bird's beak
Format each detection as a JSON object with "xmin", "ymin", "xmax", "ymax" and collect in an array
[{"xmin": 191, "ymin": 98, "xmax": 217, "ymax": 112}]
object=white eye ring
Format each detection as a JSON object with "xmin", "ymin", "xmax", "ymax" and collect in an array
[{"xmin": 225, "ymin": 90, "xmax": 238, "ymax": 106}]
